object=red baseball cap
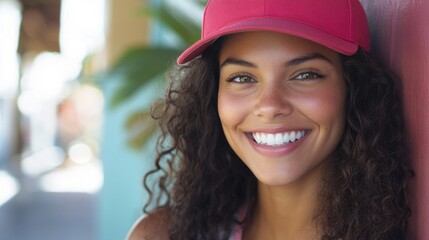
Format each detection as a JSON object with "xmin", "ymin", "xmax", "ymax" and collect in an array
[{"xmin": 177, "ymin": 0, "xmax": 370, "ymax": 64}]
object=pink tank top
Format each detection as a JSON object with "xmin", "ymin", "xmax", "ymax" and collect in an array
[
  {"xmin": 229, "ymin": 205, "xmax": 247, "ymax": 240},
  {"xmin": 230, "ymin": 226, "xmax": 243, "ymax": 240}
]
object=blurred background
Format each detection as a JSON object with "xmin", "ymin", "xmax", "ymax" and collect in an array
[
  {"xmin": 0, "ymin": 0, "xmax": 428, "ymax": 239},
  {"xmin": 0, "ymin": 0, "xmax": 203, "ymax": 239}
]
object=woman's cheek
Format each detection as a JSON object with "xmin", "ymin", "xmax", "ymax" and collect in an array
[{"xmin": 218, "ymin": 91, "xmax": 244, "ymax": 125}]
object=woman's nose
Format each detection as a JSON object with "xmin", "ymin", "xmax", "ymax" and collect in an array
[{"xmin": 253, "ymin": 83, "xmax": 293, "ymax": 121}]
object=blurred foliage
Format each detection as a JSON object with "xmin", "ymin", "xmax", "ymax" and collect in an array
[{"xmin": 102, "ymin": 0, "xmax": 204, "ymax": 149}]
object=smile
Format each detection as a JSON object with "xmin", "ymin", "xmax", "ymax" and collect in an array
[{"xmin": 252, "ymin": 130, "xmax": 307, "ymax": 146}]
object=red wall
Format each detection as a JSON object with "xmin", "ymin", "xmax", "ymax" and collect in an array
[{"xmin": 360, "ymin": 0, "xmax": 429, "ymax": 239}]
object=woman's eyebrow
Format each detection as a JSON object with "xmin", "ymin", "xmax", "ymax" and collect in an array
[
  {"xmin": 220, "ymin": 57, "xmax": 257, "ymax": 68},
  {"xmin": 285, "ymin": 53, "xmax": 332, "ymax": 67},
  {"xmin": 220, "ymin": 53, "xmax": 332, "ymax": 69}
]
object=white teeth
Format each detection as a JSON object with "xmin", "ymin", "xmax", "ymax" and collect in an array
[
  {"xmin": 283, "ymin": 132, "xmax": 290, "ymax": 143},
  {"xmin": 275, "ymin": 133, "xmax": 283, "ymax": 145},
  {"xmin": 290, "ymin": 131, "xmax": 296, "ymax": 142},
  {"xmin": 267, "ymin": 134, "xmax": 275, "ymax": 146},
  {"xmin": 261, "ymin": 133, "xmax": 267, "ymax": 143},
  {"xmin": 252, "ymin": 130, "xmax": 306, "ymax": 146}
]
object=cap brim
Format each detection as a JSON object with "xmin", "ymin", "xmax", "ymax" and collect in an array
[{"xmin": 177, "ymin": 18, "xmax": 358, "ymax": 64}]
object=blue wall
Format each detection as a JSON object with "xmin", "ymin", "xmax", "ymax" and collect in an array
[
  {"xmin": 97, "ymin": 1, "xmax": 202, "ymax": 239},
  {"xmin": 98, "ymin": 78, "xmax": 162, "ymax": 240}
]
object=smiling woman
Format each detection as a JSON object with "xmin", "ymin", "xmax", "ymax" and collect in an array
[
  {"xmin": 128, "ymin": 0, "xmax": 412, "ymax": 239},
  {"xmin": 218, "ymin": 32, "xmax": 346, "ymax": 189}
]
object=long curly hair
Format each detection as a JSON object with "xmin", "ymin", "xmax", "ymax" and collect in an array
[{"xmin": 142, "ymin": 40, "xmax": 412, "ymax": 239}]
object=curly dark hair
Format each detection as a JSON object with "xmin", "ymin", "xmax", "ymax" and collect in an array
[{"xmin": 142, "ymin": 40, "xmax": 412, "ymax": 239}]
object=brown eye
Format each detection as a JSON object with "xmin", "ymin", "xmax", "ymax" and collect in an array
[
  {"xmin": 227, "ymin": 75, "xmax": 255, "ymax": 83},
  {"xmin": 294, "ymin": 72, "xmax": 323, "ymax": 80}
]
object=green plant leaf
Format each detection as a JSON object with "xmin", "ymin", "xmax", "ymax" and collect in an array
[
  {"xmin": 195, "ymin": 0, "xmax": 208, "ymax": 7},
  {"xmin": 125, "ymin": 109, "xmax": 159, "ymax": 149},
  {"xmin": 96, "ymin": 0, "xmax": 204, "ymax": 149},
  {"xmin": 106, "ymin": 46, "xmax": 182, "ymax": 108},
  {"xmin": 145, "ymin": 3, "xmax": 201, "ymax": 45}
]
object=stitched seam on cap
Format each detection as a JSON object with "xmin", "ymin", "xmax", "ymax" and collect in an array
[
  {"xmin": 264, "ymin": 0, "xmax": 267, "ymax": 15},
  {"xmin": 347, "ymin": 0, "xmax": 353, "ymax": 41},
  {"xmin": 202, "ymin": 0, "xmax": 214, "ymax": 36}
]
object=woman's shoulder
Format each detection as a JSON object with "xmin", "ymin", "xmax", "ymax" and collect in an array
[{"xmin": 126, "ymin": 208, "xmax": 170, "ymax": 240}]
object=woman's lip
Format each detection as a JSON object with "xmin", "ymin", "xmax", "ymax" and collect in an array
[
  {"xmin": 246, "ymin": 130, "xmax": 309, "ymax": 158},
  {"xmin": 247, "ymin": 127, "xmax": 309, "ymax": 134}
]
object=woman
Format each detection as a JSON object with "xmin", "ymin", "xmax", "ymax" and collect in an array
[{"xmin": 128, "ymin": 0, "xmax": 412, "ymax": 239}]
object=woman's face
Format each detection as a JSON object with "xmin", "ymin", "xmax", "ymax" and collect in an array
[{"xmin": 217, "ymin": 31, "xmax": 346, "ymax": 186}]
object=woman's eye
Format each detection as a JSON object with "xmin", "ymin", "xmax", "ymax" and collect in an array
[
  {"xmin": 227, "ymin": 75, "xmax": 255, "ymax": 83},
  {"xmin": 294, "ymin": 72, "xmax": 323, "ymax": 80}
]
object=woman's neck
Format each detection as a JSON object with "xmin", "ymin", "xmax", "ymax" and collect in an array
[{"xmin": 243, "ymin": 164, "xmax": 326, "ymax": 240}]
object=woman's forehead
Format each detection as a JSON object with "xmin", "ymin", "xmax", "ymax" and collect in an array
[{"xmin": 218, "ymin": 31, "xmax": 341, "ymax": 67}]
